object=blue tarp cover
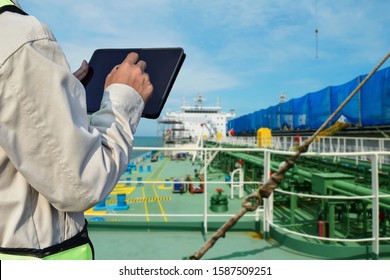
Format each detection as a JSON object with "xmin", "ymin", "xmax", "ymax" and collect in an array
[{"xmin": 228, "ymin": 66, "xmax": 390, "ymax": 135}]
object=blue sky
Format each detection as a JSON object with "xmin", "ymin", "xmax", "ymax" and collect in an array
[{"xmin": 19, "ymin": 0, "xmax": 390, "ymax": 136}]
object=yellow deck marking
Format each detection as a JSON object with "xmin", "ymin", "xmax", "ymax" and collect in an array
[
  {"xmin": 150, "ymin": 158, "xmax": 171, "ymax": 222},
  {"xmin": 104, "ymin": 197, "xmax": 171, "ymax": 204},
  {"xmin": 158, "ymin": 185, "xmax": 173, "ymax": 190},
  {"xmin": 126, "ymin": 197, "xmax": 171, "ymax": 203},
  {"xmin": 152, "ymin": 184, "xmax": 168, "ymax": 222},
  {"xmin": 141, "ymin": 186, "xmax": 150, "ymax": 222},
  {"xmin": 105, "ymin": 199, "xmax": 116, "ymax": 205},
  {"xmin": 110, "ymin": 186, "xmax": 136, "ymax": 195},
  {"xmin": 85, "ymin": 208, "xmax": 107, "ymax": 215}
]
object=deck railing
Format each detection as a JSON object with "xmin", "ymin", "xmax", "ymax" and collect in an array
[{"xmin": 262, "ymin": 149, "xmax": 390, "ymax": 260}]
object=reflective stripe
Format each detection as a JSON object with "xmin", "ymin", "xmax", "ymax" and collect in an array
[
  {"xmin": 0, "ymin": 253, "xmax": 40, "ymax": 260},
  {"xmin": 0, "ymin": 243, "xmax": 93, "ymax": 260},
  {"xmin": 0, "ymin": 0, "xmax": 15, "ymax": 8}
]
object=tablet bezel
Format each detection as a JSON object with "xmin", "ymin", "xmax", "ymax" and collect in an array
[{"xmin": 82, "ymin": 48, "xmax": 185, "ymax": 119}]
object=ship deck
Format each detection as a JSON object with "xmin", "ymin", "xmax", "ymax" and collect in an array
[
  {"xmin": 89, "ymin": 227, "xmax": 319, "ymax": 260},
  {"xmin": 85, "ymin": 142, "xmax": 390, "ymax": 260}
]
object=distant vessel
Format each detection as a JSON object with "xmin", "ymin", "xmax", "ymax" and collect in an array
[{"xmin": 158, "ymin": 95, "xmax": 235, "ymax": 157}]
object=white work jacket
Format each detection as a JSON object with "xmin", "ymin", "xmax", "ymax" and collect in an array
[{"xmin": 0, "ymin": 7, "xmax": 144, "ymax": 249}]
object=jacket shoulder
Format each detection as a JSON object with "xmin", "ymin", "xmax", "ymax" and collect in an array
[{"xmin": 0, "ymin": 12, "xmax": 55, "ymax": 66}]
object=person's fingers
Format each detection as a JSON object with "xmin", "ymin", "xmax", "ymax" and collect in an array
[
  {"xmin": 136, "ymin": 60, "xmax": 147, "ymax": 72},
  {"xmin": 142, "ymin": 72, "xmax": 153, "ymax": 102},
  {"xmin": 122, "ymin": 52, "xmax": 139, "ymax": 66},
  {"xmin": 143, "ymin": 72, "xmax": 152, "ymax": 89},
  {"xmin": 73, "ymin": 60, "xmax": 89, "ymax": 81},
  {"xmin": 104, "ymin": 52, "xmax": 154, "ymax": 103},
  {"xmin": 105, "ymin": 64, "xmax": 120, "ymax": 81}
]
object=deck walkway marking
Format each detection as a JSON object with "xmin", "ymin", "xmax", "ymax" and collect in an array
[
  {"xmin": 126, "ymin": 197, "xmax": 171, "ymax": 203},
  {"xmin": 85, "ymin": 208, "xmax": 107, "ymax": 215},
  {"xmin": 110, "ymin": 186, "xmax": 136, "ymax": 195},
  {"xmin": 136, "ymin": 158, "xmax": 171, "ymax": 222},
  {"xmin": 152, "ymin": 183, "xmax": 168, "ymax": 222},
  {"xmin": 141, "ymin": 186, "xmax": 150, "ymax": 222},
  {"xmin": 148, "ymin": 158, "xmax": 170, "ymax": 222}
]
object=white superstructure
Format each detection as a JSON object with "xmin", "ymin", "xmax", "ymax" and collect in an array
[{"xmin": 158, "ymin": 95, "xmax": 235, "ymax": 152}]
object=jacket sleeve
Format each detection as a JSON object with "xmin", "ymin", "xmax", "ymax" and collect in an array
[{"xmin": 0, "ymin": 34, "xmax": 144, "ymax": 212}]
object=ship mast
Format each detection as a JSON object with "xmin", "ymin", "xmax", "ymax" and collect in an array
[{"xmin": 194, "ymin": 94, "xmax": 205, "ymax": 109}]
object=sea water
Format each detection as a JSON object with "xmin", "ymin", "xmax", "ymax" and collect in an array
[{"xmin": 130, "ymin": 136, "xmax": 163, "ymax": 159}]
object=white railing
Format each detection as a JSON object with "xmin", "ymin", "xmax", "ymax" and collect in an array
[
  {"xmin": 222, "ymin": 135, "xmax": 390, "ymax": 165},
  {"xmin": 85, "ymin": 143, "xmax": 390, "ymax": 259},
  {"xmin": 222, "ymin": 135, "xmax": 390, "ymax": 151}
]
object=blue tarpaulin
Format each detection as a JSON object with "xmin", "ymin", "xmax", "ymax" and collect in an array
[{"xmin": 228, "ymin": 66, "xmax": 390, "ymax": 135}]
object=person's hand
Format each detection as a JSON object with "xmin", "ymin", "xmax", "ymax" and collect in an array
[
  {"xmin": 73, "ymin": 60, "xmax": 89, "ymax": 81},
  {"xmin": 104, "ymin": 52, "xmax": 153, "ymax": 103}
]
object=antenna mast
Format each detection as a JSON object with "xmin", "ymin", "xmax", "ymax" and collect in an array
[{"xmin": 314, "ymin": 0, "xmax": 319, "ymax": 59}]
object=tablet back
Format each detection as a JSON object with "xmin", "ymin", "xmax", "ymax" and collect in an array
[{"xmin": 83, "ymin": 48, "xmax": 185, "ymax": 119}]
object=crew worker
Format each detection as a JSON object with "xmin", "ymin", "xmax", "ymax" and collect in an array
[{"xmin": 0, "ymin": 0, "xmax": 153, "ymax": 259}]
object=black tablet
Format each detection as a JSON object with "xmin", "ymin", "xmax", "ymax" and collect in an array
[{"xmin": 82, "ymin": 48, "xmax": 186, "ymax": 119}]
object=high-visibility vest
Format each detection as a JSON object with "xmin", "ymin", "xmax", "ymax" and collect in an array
[
  {"xmin": 0, "ymin": 0, "xmax": 15, "ymax": 8},
  {"xmin": 0, "ymin": 221, "xmax": 94, "ymax": 260},
  {"xmin": 0, "ymin": 0, "xmax": 27, "ymax": 15},
  {"xmin": 0, "ymin": 243, "xmax": 94, "ymax": 260}
]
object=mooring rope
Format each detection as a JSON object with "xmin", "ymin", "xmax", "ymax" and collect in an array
[{"xmin": 189, "ymin": 51, "xmax": 390, "ymax": 260}]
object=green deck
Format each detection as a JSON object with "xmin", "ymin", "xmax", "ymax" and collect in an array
[{"xmin": 89, "ymin": 227, "xmax": 320, "ymax": 260}]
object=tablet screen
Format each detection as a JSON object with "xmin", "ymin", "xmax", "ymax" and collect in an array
[{"xmin": 82, "ymin": 48, "xmax": 185, "ymax": 119}]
